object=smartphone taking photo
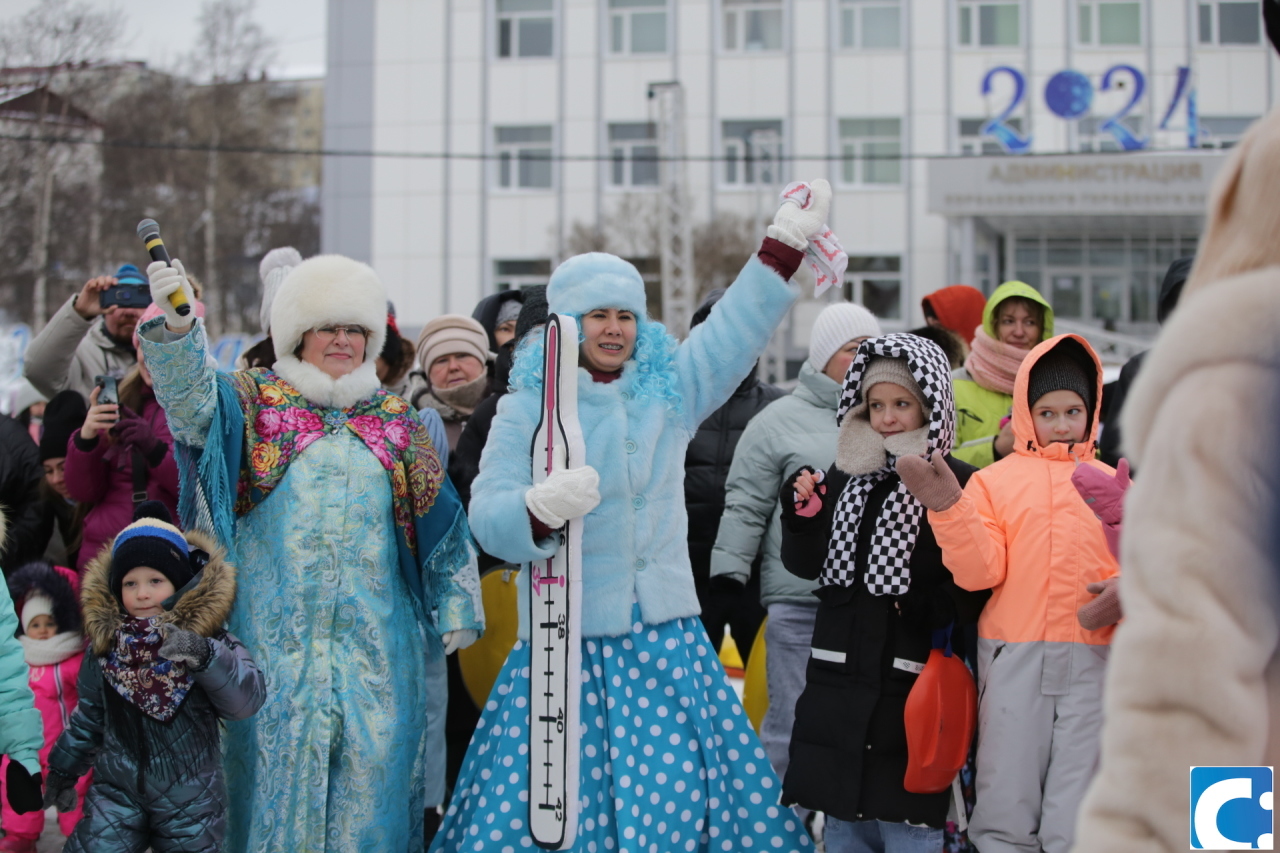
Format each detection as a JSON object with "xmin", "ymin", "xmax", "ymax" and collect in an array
[{"xmin": 95, "ymin": 375, "xmax": 119, "ymax": 407}]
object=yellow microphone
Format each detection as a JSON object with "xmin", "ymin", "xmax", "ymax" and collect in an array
[{"xmin": 136, "ymin": 219, "xmax": 191, "ymax": 317}]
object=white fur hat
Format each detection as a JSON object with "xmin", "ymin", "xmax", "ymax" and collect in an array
[
  {"xmin": 258, "ymin": 246, "xmax": 303, "ymax": 335},
  {"xmin": 808, "ymin": 302, "xmax": 882, "ymax": 373},
  {"xmin": 269, "ymin": 254, "xmax": 388, "ymax": 362}
]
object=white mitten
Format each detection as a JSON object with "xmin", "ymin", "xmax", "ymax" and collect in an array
[
  {"xmin": 767, "ymin": 179, "xmax": 833, "ymax": 250},
  {"xmin": 525, "ymin": 465, "xmax": 601, "ymax": 529},
  {"xmin": 147, "ymin": 258, "xmax": 197, "ymax": 331},
  {"xmin": 442, "ymin": 629, "xmax": 479, "ymax": 655}
]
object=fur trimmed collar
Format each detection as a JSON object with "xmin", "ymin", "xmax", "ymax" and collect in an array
[
  {"xmin": 835, "ymin": 417, "xmax": 930, "ymax": 476},
  {"xmin": 81, "ymin": 528, "xmax": 236, "ymax": 657},
  {"xmin": 272, "ymin": 354, "xmax": 381, "ymax": 410}
]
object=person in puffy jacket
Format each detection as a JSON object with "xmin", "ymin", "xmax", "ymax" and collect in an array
[
  {"xmin": 951, "ymin": 281, "xmax": 1054, "ymax": 468},
  {"xmin": 897, "ymin": 334, "xmax": 1118, "ymax": 853},
  {"xmin": 64, "ymin": 302, "xmax": 191, "ymax": 572},
  {"xmin": 0, "ymin": 561, "xmax": 92, "ymax": 852},
  {"xmin": 778, "ymin": 335, "xmax": 986, "ymax": 852},
  {"xmin": 685, "ymin": 288, "xmax": 784, "ymax": 660},
  {"xmin": 44, "ymin": 502, "xmax": 265, "ymax": 853},
  {"xmin": 711, "ymin": 300, "xmax": 881, "ymax": 787}
]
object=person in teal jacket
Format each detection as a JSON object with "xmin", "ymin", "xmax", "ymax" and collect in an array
[
  {"xmin": 0, "ymin": 511, "xmax": 49, "ymax": 819},
  {"xmin": 951, "ymin": 281, "xmax": 1054, "ymax": 467}
]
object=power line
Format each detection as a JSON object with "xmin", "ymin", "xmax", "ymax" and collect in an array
[{"xmin": 0, "ymin": 131, "xmax": 1213, "ymax": 162}]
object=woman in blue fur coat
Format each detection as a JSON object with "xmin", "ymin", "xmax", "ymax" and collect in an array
[{"xmin": 433, "ymin": 184, "xmax": 837, "ymax": 853}]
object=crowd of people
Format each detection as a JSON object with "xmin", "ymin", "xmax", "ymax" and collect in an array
[{"xmin": 0, "ymin": 106, "xmax": 1275, "ymax": 853}]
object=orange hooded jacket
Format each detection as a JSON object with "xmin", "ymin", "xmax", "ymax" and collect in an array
[{"xmin": 928, "ymin": 334, "xmax": 1119, "ymax": 647}]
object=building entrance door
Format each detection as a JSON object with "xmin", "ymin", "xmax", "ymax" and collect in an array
[{"xmin": 1044, "ymin": 270, "xmax": 1127, "ymax": 327}]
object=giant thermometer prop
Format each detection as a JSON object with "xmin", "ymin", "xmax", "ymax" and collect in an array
[{"xmin": 528, "ymin": 314, "xmax": 586, "ymax": 850}]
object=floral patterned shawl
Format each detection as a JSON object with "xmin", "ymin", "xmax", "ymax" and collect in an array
[
  {"xmin": 101, "ymin": 617, "xmax": 194, "ymax": 722},
  {"xmin": 227, "ymin": 369, "xmax": 444, "ymax": 556}
]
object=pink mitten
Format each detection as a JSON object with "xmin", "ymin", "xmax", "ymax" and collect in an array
[
  {"xmin": 895, "ymin": 452, "xmax": 962, "ymax": 512},
  {"xmin": 1072, "ymin": 458, "xmax": 1130, "ymax": 558},
  {"xmin": 793, "ymin": 468, "xmax": 827, "ymax": 518},
  {"xmin": 1077, "ymin": 577, "xmax": 1122, "ymax": 630}
]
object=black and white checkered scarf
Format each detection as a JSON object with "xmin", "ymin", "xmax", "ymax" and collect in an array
[{"xmin": 822, "ymin": 334, "xmax": 956, "ymax": 594}]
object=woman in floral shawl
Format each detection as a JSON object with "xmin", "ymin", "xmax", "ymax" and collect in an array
[{"xmin": 137, "ymin": 254, "xmax": 484, "ymax": 853}]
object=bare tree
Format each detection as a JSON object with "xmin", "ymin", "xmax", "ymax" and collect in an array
[
  {"xmin": 0, "ymin": 0, "xmax": 122, "ymax": 326},
  {"xmin": 185, "ymin": 0, "xmax": 277, "ymax": 334}
]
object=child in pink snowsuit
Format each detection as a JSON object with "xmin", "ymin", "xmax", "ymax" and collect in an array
[{"xmin": 0, "ymin": 562, "xmax": 92, "ymax": 852}]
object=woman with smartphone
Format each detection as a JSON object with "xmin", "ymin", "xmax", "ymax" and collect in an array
[{"xmin": 62, "ymin": 303, "xmax": 188, "ymax": 573}]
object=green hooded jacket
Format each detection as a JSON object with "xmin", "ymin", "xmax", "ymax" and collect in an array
[{"xmin": 951, "ymin": 281, "xmax": 1054, "ymax": 467}]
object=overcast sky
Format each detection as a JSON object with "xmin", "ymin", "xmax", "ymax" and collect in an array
[{"xmin": 0, "ymin": 0, "xmax": 327, "ymax": 78}]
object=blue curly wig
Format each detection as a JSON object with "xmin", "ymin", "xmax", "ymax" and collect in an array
[{"xmin": 508, "ymin": 314, "xmax": 683, "ymax": 415}]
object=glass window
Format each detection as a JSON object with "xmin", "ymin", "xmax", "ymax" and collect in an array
[
  {"xmin": 844, "ymin": 257, "xmax": 903, "ymax": 320},
  {"xmin": 1197, "ymin": 1, "xmax": 1261, "ymax": 44},
  {"xmin": 495, "ymin": 259, "xmax": 553, "ymax": 293},
  {"xmin": 840, "ymin": 118, "xmax": 902, "ymax": 185},
  {"xmin": 608, "ymin": 123, "xmax": 660, "ymax": 188},
  {"xmin": 721, "ymin": 120, "xmax": 784, "ymax": 186},
  {"xmin": 494, "ymin": 125, "xmax": 554, "ymax": 190},
  {"xmin": 958, "ymin": 116, "xmax": 1023, "ymax": 155},
  {"xmin": 1199, "ymin": 115, "xmax": 1259, "ymax": 149},
  {"xmin": 497, "ymin": 0, "xmax": 554, "ymax": 58},
  {"xmin": 839, "ymin": 0, "xmax": 902, "ymax": 49},
  {"xmin": 1078, "ymin": 2, "xmax": 1140, "ymax": 45},
  {"xmin": 723, "ymin": 0, "xmax": 783, "ymax": 52},
  {"xmin": 958, "ymin": 1, "xmax": 1020, "ymax": 46},
  {"xmin": 1091, "ymin": 274, "xmax": 1124, "ymax": 322},
  {"xmin": 1077, "ymin": 115, "xmax": 1145, "ymax": 152},
  {"xmin": 1051, "ymin": 274, "xmax": 1083, "ymax": 318},
  {"xmin": 1046, "ymin": 238, "xmax": 1083, "ymax": 266},
  {"xmin": 609, "ymin": 0, "xmax": 667, "ymax": 55},
  {"xmin": 1089, "ymin": 239, "xmax": 1126, "ymax": 267},
  {"xmin": 1130, "ymin": 270, "xmax": 1156, "ymax": 322}
]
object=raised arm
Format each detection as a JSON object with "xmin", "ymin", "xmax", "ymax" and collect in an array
[
  {"xmin": 194, "ymin": 632, "xmax": 267, "ymax": 722},
  {"xmin": 926, "ymin": 472, "xmax": 1009, "ymax": 592},
  {"xmin": 676, "ymin": 255, "xmax": 799, "ymax": 429},
  {"xmin": 136, "ymin": 317, "xmax": 219, "ymax": 448}
]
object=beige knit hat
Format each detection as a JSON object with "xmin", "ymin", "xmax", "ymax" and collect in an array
[
  {"xmin": 416, "ymin": 315, "xmax": 493, "ymax": 373},
  {"xmin": 860, "ymin": 356, "xmax": 927, "ymax": 410}
]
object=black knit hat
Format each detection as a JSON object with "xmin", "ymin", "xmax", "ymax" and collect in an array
[
  {"xmin": 110, "ymin": 501, "xmax": 194, "ymax": 602},
  {"xmin": 515, "ymin": 285, "xmax": 549, "ymax": 344},
  {"xmin": 1027, "ymin": 343, "xmax": 1095, "ymax": 415},
  {"xmin": 39, "ymin": 390, "xmax": 87, "ymax": 462}
]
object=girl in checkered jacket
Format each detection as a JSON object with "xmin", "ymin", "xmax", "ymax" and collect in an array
[{"xmin": 777, "ymin": 334, "xmax": 985, "ymax": 853}]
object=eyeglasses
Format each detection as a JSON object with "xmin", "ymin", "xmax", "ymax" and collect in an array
[{"xmin": 313, "ymin": 325, "xmax": 369, "ymax": 343}]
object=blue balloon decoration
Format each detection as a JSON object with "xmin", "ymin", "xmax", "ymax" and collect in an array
[{"xmin": 1044, "ymin": 70, "xmax": 1093, "ymax": 119}]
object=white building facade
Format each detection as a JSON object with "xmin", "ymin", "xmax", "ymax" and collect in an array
[{"xmin": 322, "ymin": 0, "xmax": 1274, "ymax": 372}]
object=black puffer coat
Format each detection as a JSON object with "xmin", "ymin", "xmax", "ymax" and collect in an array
[
  {"xmin": 684, "ymin": 373, "xmax": 785, "ymax": 586},
  {"xmin": 778, "ymin": 460, "xmax": 988, "ymax": 827},
  {"xmin": 50, "ymin": 529, "xmax": 265, "ymax": 853},
  {"xmin": 0, "ymin": 416, "xmax": 49, "ymax": 572}
]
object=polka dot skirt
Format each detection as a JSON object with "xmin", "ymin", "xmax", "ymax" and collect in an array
[{"xmin": 431, "ymin": 606, "xmax": 813, "ymax": 853}]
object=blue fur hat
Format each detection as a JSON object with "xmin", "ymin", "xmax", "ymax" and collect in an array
[{"xmin": 546, "ymin": 253, "xmax": 648, "ymax": 320}]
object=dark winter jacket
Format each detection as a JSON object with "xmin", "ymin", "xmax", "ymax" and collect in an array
[
  {"xmin": 1099, "ymin": 257, "xmax": 1191, "ymax": 468},
  {"xmin": 471, "ymin": 291, "xmax": 525, "ymax": 353},
  {"xmin": 0, "ymin": 416, "xmax": 49, "ymax": 573},
  {"xmin": 684, "ymin": 373, "xmax": 784, "ymax": 585},
  {"xmin": 63, "ymin": 385, "xmax": 180, "ymax": 572},
  {"xmin": 49, "ymin": 529, "xmax": 264, "ymax": 853},
  {"xmin": 778, "ymin": 459, "xmax": 987, "ymax": 827}
]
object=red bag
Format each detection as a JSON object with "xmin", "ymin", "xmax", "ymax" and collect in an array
[{"xmin": 903, "ymin": 628, "xmax": 977, "ymax": 794}]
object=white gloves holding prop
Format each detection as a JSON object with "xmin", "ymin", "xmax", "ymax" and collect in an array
[
  {"xmin": 147, "ymin": 259, "xmax": 197, "ymax": 332},
  {"xmin": 526, "ymin": 465, "xmax": 601, "ymax": 530},
  {"xmin": 767, "ymin": 179, "xmax": 848, "ymax": 296},
  {"xmin": 441, "ymin": 629, "xmax": 478, "ymax": 655}
]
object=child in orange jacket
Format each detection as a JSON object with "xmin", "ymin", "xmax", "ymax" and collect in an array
[{"xmin": 896, "ymin": 334, "xmax": 1119, "ymax": 853}]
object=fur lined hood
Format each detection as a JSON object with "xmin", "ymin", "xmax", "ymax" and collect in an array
[
  {"xmin": 81, "ymin": 528, "xmax": 236, "ymax": 657},
  {"xmin": 8, "ymin": 561, "xmax": 81, "ymax": 637}
]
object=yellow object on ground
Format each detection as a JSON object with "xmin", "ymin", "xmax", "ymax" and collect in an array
[
  {"xmin": 719, "ymin": 633, "xmax": 745, "ymax": 672},
  {"xmin": 743, "ymin": 617, "xmax": 768, "ymax": 734},
  {"xmin": 458, "ymin": 567, "xmax": 521, "ymax": 707}
]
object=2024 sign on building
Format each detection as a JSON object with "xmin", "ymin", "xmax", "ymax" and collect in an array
[{"xmin": 980, "ymin": 64, "xmax": 1198, "ymax": 153}]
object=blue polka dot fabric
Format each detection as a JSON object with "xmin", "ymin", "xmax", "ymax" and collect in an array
[{"xmin": 432, "ymin": 606, "xmax": 813, "ymax": 853}]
